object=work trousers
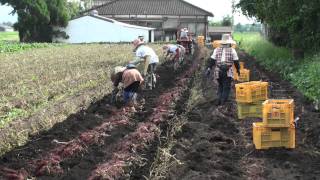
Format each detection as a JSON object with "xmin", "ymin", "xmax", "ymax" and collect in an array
[{"xmin": 217, "ymin": 66, "xmax": 232, "ymax": 104}]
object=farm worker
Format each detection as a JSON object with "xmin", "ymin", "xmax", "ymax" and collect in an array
[
  {"xmin": 177, "ymin": 44, "xmax": 186, "ymax": 62},
  {"xmin": 163, "ymin": 44, "xmax": 180, "ymax": 62},
  {"xmin": 131, "ymin": 39, "xmax": 159, "ymax": 77},
  {"xmin": 111, "ymin": 64, "xmax": 144, "ymax": 108},
  {"xmin": 138, "ymin": 35, "xmax": 145, "ymax": 43},
  {"xmin": 206, "ymin": 34, "xmax": 240, "ymax": 105},
  {"xmin": 180, "ymin": 28, "xmax": 189, "ymax": 40}
]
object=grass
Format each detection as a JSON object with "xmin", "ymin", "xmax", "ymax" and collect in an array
[
  {"xmin": 234, "ymin": 32, "xmax": 320, "ymax": 102},
  {"xmin": 0, "ymin": 43, "xmax": 164, "ymax": 156},
  {"xmin": 0, "ymin": 31, "xmax": 19, "ymax": 41}
]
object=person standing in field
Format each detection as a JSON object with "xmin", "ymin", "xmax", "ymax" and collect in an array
[
  {"xmin": 111, "ymin": 64, "xmax": 144, "ymax": 111},
  {"xmin": 206, "ymin": 34, "xmax": 240, "ymax": 106}
]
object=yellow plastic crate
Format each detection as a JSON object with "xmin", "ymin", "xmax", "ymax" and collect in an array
[
  {"xmin": 235, "ymin": 81, "xmax": 268, "ymax": 103},
  {"xmin": 263, "ymin": 99, "xmax": 294, "ymax": 127},
  {"xmin": 234, "ymin": 68, "xmax": 250, "ymax": 82},
  {"xmin": 240, "ymin": 62, "xmax": 245, "ymax": 70},
  {"xmin": 253, "ymin": 122, "xmax": 295, "ymax": 150},
  {"xmin": 237, "ymin": 102, "xmax": 263, "ymax": 119}
]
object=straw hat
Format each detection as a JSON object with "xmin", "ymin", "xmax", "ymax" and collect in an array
[
  {"xmin": 132, "ymin": 39, "xmax": 144, "ymax": 48},
  {"xmin": 111, "ymin": 66, "xmax": 126, "ymax": 82},
  {"xmin": 221, "ymin": 34, "xmax": 236, "ymax": 45},
  {"xmin": 114, "ymin": 66, "xmax": 126, "ymax": 74}
]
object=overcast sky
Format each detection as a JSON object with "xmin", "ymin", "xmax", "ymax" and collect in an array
[{"xmin": 0, "ymin": 0, "xmax": 256, "ymax": 24}]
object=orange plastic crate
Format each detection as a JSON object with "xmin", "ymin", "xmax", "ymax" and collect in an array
[
  {"xmin": 253, "ymin": 122, "xmax": 295, "ymax": 150},
  {"xmin": 263, "ymin": 99, "xmax": 294, "ymax": 127},
  {"xmin": 235, "ymin": 81, "xmax": 268, "ymax": 103}
]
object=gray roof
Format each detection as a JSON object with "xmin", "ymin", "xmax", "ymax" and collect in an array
[
  {"xmin": 91, "ymin": 0, "xmax": 213, "ymax": 16},
  {"xmin": 208, "ymin": 26, "xmax": 233, "ymax": 33}
]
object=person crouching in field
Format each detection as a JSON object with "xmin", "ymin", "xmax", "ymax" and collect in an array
[
  {"xmin": 111, "ymin": 64, "xmax": 144, "ymax": 111},
  {"xmin": 206, "ymin": 34, "xmax": 240, "ymax": 106},
  {"xmin": 163, "ymin": 44, "xmax": 180, "ymax": 62}
]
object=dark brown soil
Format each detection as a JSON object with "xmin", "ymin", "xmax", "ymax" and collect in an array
[
  {"xmin": 1, "ymin": 47, "xmax": 320, "ymax": 180},
  {"xmin": 0, "ymin": 50, "xmax": 197, "ymax": 179},
  {"xmin": 163, "ymin": 50, "xmax": 320, "ymax": 180}
]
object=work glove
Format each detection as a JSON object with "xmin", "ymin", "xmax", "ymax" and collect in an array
[
  {"xmin": 111, "ymin": 86, "xmax": 119, "ymax": 104},
  {"xmin": 205, "ymin": 68, "xmax": 211, "ymax": 77}
]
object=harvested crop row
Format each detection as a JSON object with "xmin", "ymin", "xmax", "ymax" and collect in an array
[
  {"xmin": 0, "ymin": 44, "xmax": 163, "ymax": 157},
  {"xmin": 88, "ymin": 48, "xmax": 203, "ymax": 180}
]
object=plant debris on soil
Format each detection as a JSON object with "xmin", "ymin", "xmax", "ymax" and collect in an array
[
  {"xmin": 0, "ymin": 46, "xmax": 202, "ymax": 180},
  {"xmin": 1, "ymin": 47, "xmax": 320, "ymax": 180}
]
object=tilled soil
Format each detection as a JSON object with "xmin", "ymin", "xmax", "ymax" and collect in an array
[
  {"xmin": 155, "ymin": 50, "xmax": 320, "ymax": 180},
  {"xmin": 1, "ymin": 48, "xmax": 320, "ymax": 180},
  {"xmin": 0, "ymin": 48, "xmax": 201, "ymax": 180}
]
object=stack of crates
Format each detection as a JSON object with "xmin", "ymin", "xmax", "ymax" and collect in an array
[
  {"xmin": 233, "ymin": 62, "xmax": 250, "ymax": 82},
  {"xmin": 197, "ymin": 36, "xmax": 205, "ymax": 47},
  {"xmin": 235, "ymin": 81, "xmax": 269, "ymax": 119},
  {"xmin": 253, "ymin": 99, "xmax": 295, "ymax": 149}
]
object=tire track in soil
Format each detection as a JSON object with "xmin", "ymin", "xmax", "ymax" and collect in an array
[{"xmin": 0, "ymin": 55, "xmax": 192, "ymax": 179}]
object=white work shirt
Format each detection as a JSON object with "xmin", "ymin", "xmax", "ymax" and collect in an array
[
  {"xmin": 168, "ymin": 44, "xmax": 178, "ymax": 53},
  {"xmin": 211, "ymin": 48, "xmax": 239, "ymax": 62},
  {"xmin": 136, "ymin": 45, "xmax": 159, "ymax": 64}
]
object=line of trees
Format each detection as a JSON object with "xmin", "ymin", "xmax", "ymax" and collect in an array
[
  {"xmin": 0, "ymin": 0, "xmax": 82, "ymax": 42},
  {"xmin": 234, "ymin": 23, "xmax": 262, "ymax": 32},
  {"xmin": 209, "ymin": 15, "xmax": 232, "ymax": 27},
  {"xmin": 237, "ymin": 0, "xmax": 320, "ymax": 57}
]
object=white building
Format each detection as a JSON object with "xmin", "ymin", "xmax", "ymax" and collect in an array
[
  {"xmin": 0, "ymin": 25, "xmax": 14, "ymax": 32},
  {"xmin": 54, "ymin": 13, "xmax": 155, "ymax": 43}
]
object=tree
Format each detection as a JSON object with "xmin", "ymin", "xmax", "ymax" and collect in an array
[
  {"xmin": 0, "ymin": 0, "xmax": 76, "ymax": 42},
  {"xmin": 237, "ymin": 0, "xmax": 320, "ymax": 56},
  {"xmin": 222, "ymin": 15, "xmax": 232, "ymax": 26}
]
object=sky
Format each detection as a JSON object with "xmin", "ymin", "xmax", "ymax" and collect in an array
[{"xmin": 0, "ymin": 0, "xmax": 256, "ymax": 24}]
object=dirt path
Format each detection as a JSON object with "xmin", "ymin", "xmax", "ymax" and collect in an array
[{"xmin": 145, "ymin": 50, "xmax": 320, "ymax": 180}]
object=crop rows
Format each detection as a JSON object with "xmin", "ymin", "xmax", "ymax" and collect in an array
[{"xmin": 0, "ymin": 43, "xmax": 163, "ymax": 155}]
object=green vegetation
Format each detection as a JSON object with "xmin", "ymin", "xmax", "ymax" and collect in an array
[
  {"xmin": 234, "ymin": 23, "xmax": 262, "ymax": 33},
  {"xmin": 0, "ymin": 41, "xmax": 63, "ymax": 53},
  {"xmin": 0, "ymin": 0, "xmax": 81, "ymax": 42},
  {"xmin": 0, "ymin": 32, "xmax": 19, "ymax": 41},
  {"xmin": 237, "ymin": 0, "xmax": 320, "ymax": 53},
  {"xmin": 209, "ymin": 15, "xmax": 232, "ymax": 27},
  {"xmin": 234, "ymin": 33, "xmax": 320, "ymax": 102}
]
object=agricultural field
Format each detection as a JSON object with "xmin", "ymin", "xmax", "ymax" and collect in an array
[
  {"xmin": 0, "ymin": 43, "xmax": 163, "ymax": 155},
  {"xmin": 0, "ymin": 32, "xmax": 19, "ymax": 41},
  {"xmin": 0, "ymin": 43, "xmax": 319, "ymax": 180}
]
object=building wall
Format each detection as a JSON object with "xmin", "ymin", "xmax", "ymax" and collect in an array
[
  {"xmin": 54, "ymin": 16, "xmax": 153, "ymax": 43},
  {"xmin": 101, "ymin": 15, "xmax": 209, "ymax": 41}
]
